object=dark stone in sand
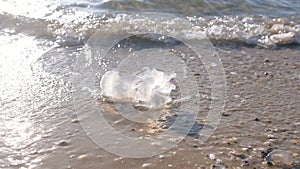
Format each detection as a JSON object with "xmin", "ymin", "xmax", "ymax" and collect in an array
[
  {"xmin": 254, "ymin": 117, "xmax": 260, "ymax": 121},
  {"xmin": 222, "ymin": 112, "xmax": 231, "ymax": 117},
  {"xmin": 242, "ymin": 160, "xmax": 250, "ymax": 167},
  {"xmin": 56, "ymin": 140, "xmax": 70, "ymax": 146},
  {"xmin": 210, "ymin": 164, "xmax": 225, "ymax": 169}
]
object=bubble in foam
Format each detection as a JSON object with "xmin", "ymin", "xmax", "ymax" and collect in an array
[{"xmin": 100, "ymin": 67, "xmax": 176, "ymax": 109}]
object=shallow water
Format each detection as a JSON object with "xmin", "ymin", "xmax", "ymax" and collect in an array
[{"xmin": 0, "ymin": 0, "xmax": 299, "ymax": 168}]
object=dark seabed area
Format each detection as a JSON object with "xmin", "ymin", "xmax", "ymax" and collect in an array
[{"xmin": 0, "ymin": 0, "xmax": 299, "ymax": 169}]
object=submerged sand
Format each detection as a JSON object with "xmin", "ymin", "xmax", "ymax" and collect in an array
[{"xmin": 36, "ymin": 46, "xmax": 299, "ymax": 169}]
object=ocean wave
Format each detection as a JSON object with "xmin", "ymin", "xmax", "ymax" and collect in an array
[{"xmin": 1, "ymin": 11, "xmax": 299, "ymax": 48}]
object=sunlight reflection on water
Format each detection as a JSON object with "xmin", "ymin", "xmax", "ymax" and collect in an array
[{"xmin": 0, "ymin": 32, "xmax": 50, "ymax": 168}]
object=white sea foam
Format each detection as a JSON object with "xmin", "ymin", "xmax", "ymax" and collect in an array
[{"xmin": 100, "ymin": 67, "xmax": 176, "ymax": 109}]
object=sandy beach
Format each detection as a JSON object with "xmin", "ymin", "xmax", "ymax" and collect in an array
[{"xmin": 33, "ymin": 46, "xmax": 299, "ymax": 169}]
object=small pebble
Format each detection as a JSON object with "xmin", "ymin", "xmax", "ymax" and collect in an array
[
  {"xmin": 77, "ymin": 154, "xmax": 89, "ymax": 160},
  {"xmin": 209, "ymin": 154, "xmax": 216, "ymax": 160},
  {"xmin": 142, "ymin": 163, "xmax": 152, "ymax": 168},
  {"xmin": 216, "ymin": 159, "xmax": 223, "ymax": 164},
  {"xmin": 254, "ymin": 117, "xmax": 260, "ymax": 121},
  {"xmin": 71, "ymin": 119, "xmax": 79, "ymax": 123},
  {"xmin": 267, "ymin": 134, "xmax": 276, "ymax": 139},
  {"xmin": 56, "ymin": 140, "xmax": 69, "ymax": 146},
  {"xmin": 241, "ymin": 160, "xmax": 249, "ymax": 167},
  {"xmin": 291, "ymin": 139, "xmax": 298, "ymax": 145},
  {"xmin": 159, "ymin": 155, "xmax": 165, "ymax": 159},
  {"xmin": 114, "ymin": 157, "xmax": 123, "ymax": 161},
  {"xmin": 242, "ymin": 147, "xmax": 249, "ymax": 151},
  {"xmin": 262, "ymin": 161, "xmax": 268, "ymax": 167},
  {"xmin": 167, "ymin": 164, "xmax": 173, "ymax": 168},
  {"xmin": 228, "ymin": 137, "xmax": 238, "ymax": 143},
  {"xmin": 264, "ymin": 58, "xmax": 270, "ymax": 63},
  {"xmin": 222, "ymin": 112, "xmax": 231, "ymax": 117},
  {"xmin": 192, "ymin": 144, "xmax": 198, "ymax": 148}
]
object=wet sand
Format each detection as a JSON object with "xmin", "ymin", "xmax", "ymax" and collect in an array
[{"xmin": 35, "ymin": 46, "xmax": 300, "ymax": 169}]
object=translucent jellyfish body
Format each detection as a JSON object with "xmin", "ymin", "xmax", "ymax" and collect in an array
[{"xmin": 100, "ymin": 67, "xmax": 176, "ymax": 109}]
